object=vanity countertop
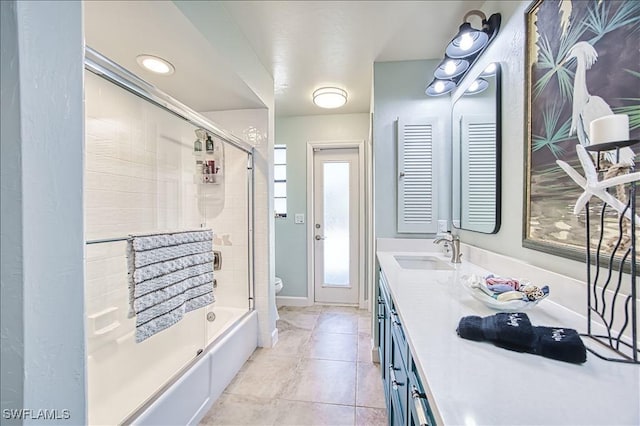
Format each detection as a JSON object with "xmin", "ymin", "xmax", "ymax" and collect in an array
[{"xmin": 377, "ymin": 248, "xmax": 640, "ymax": 426}]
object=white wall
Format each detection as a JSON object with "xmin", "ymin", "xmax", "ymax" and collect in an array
[
  {"xmin": 0, "ymin": 1, "xmax": 87, "ymax": 424},
  {"xmin": 274, "ymin": 113, "xmax": 370, "ymax": 300},
  {"xmin": 1, "ymin": 1, "xmax": 276, "ymax": 423},
  {"xmin": 452, "ymin": 0, "xmax": 588, "ymax": 282},
  {"xmin": 1, "ymin": 1, "xmax": 24, "ymax": 421},
  {"xmin": 373, "ymin": 59, "xmax": 452, "ymax": 239}
]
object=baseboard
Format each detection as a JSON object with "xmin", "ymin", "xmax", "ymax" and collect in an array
[{"xmin": 276, "ymin": 296, "xmax": 311, "ymax": 307}]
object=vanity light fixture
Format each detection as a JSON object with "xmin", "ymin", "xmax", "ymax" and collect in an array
[
  {"xmin": 464, "ymin": 78, "xmax": 489, "ymax": 95},
  {"xmin": 136, "ymin": 54, "xmax": 175, "ymax": 75},
  {"xmin": 425, "ymin": 11, "xmax": 500, "ymax": 97},
  {"xmin": 434, "ymin": 58, "xmax": 470, "ymax": 80},
  {"xmin": 480, "ymin": 62, "xmax": 498, "ymax": 77},
  {"xmin": 425, "ymin": 79, "xmax": 456, "ymax": 96},
  {"xmin": 312, "ymin": 87, "xmax": 348, "ymax": 108},
  {"xmin": 445, "ymin": 10, "xmax": 501, "ymax": 59}
]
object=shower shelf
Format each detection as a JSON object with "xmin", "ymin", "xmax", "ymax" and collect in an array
[
  {"xmin": 194, "ymin": 173, "xmax": 222, "ymax": 184},
  {"xmin": 94, "ymin": 322, "xmax": 121, "ymax": 336},
  {"xmin": 194, "ymin": 135, "xmax": 223, "ymax": 185},
  {"xmin": 88, "ymin": 306, "xmax": 120, "ymax": 336}
]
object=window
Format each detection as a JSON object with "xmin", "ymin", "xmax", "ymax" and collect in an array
[{"xmin": 274, "ymin": 145, "xmax": 287, "ymax": 218}]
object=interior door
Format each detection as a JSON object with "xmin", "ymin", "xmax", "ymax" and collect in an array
[{"xmin": 313, "ymin": 148, "xmax": 359, "ymax": 305}]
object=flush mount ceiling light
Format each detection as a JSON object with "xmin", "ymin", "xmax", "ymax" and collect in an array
[
  {"xmin": 465, "ymin": 78, "xmax": 489, "ymax": 95},
  {"xmin": 425, "ymin": 79, "xmax": 456, "ymax": 96},
  {"xmin": 136, "ymin": 54, "xmax": 175, "ymax": 75},
  {"xmin": 312, "ymin": 87, "xmax": 348, "ymax": 108},
  {"xmin": 434, "ymin": 58, "xmax": 470, "ymax": 80},
  {"xmin": 445, "ymin": 10, "xmax": 501, "ymax": 59}
]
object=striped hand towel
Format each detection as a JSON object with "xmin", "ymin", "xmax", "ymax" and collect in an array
[{"xmin": 127, "ymin": 229, "xmax": 215, "ymax": 343}]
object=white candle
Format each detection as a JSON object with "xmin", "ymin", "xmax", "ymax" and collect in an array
[{"xmin": 589, "ymin": 114, "xmax": 629, "ymax": 144}]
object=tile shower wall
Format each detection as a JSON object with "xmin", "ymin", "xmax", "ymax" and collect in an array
[
  {"xmin": 201, "ymin": 109, "xmax": 275, "ymax": 348},
  {"xmin": 84, "ymin": 72, "xmax": 251, "ymax": 425}
]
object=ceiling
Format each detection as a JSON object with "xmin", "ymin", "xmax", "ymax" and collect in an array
[
  {"xmin": 84, "ymin": 0, "xmax": 484, "ymax": 117},
  {"xmin": 84, "ymin": 1, "xmax": 265, "ymax": 112},
  {"xmin": 223, "ymin": 0, "xmax": 484, "ymax": 116}
]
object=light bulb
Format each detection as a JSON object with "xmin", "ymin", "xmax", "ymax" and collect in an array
[
  {"xmin": 484, "ymin": 63, "xmax": 496, "ymax": 74},
  {"xmin": 434, "ymin": 81, "xmax": 445, "ymax": 93},
  {"xmin": 459, "ymin": 33, "xmax": 474, "ymax": 51},
  {"xmin": 444, "ymin": 60, "xmax": 457, "ymax": 75},
  {"xmin": 469, "ymin": 80, "xmax": 479, "ymax": 92}
]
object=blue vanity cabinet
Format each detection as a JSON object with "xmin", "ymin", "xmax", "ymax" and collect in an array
[
  {"xmin": 389, "ymin": 306, "xmax": 409, "ymax": 422},
  {"xmin": 378, "ymin": 271, "xmax": 392, "ymax": 407},
  {"xmin": 408, "ymin": 358, "xmax": 436, "ymax": 426},
  {"xmin": 379, "ymin": 268, "xmax": 437, "ymax": 426},
  {"xmin": 389, "ymin": 319, "xmax": 409, "ymax": 426}
]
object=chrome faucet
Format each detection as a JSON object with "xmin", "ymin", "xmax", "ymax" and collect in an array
[{"xmin": 434, "ymin": 232, "xmax": 462, "ymax": 264}]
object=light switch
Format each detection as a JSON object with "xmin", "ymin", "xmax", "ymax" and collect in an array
[
  {"xmin": 437, "ymin": 220, "xmax": 448, "ymax": 234},
  {"xmin": 294, "ymin": 213, "xmax": 305, "ymax": 224}
]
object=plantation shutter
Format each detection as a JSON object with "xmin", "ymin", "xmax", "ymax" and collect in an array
[
  {"xmin": 397, "ymin": 117, "xmax": 438, "ymax": 233},
  {"xmin": 461, "ymin": 115, "xmax": 496, "ymax": 232}
]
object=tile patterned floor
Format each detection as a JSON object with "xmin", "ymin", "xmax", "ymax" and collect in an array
[{"xmin": 200, "ymin": 305, "xmax": 387, "ymax": 426}]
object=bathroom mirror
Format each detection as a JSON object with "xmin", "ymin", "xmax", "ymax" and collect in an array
[{"xmin": 451, "ymin": 62, "xmax": 501, "ymax": 233}]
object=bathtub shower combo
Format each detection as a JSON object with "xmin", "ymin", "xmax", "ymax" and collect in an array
[{"xmin": 84, "ymin": 48, "xmax": 257, "ymax": 425}]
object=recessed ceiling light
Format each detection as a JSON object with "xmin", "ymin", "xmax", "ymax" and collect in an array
[
  {"xmin": 136, "ymin": 54, "xmax": 175, "ymax": 75},
  {"xmin": 312, "ymin": 87, "xmax": 348, "ymax": 109}
]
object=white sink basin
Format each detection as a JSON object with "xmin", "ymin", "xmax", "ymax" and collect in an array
[{"xmin": 393, "ymin": 255, "xmax": 454, "ymax": 271}]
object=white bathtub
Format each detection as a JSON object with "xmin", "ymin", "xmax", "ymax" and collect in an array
[
  {"xmin": 131, "ymin": 310, "xmax": 258, "ymax": 425},
  {"xmin": 206, "ymin": 306, "xmax": 251, "ymax": 345}
]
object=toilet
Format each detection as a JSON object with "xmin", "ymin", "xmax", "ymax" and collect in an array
[{"xmin": 274, "ymin": 277, "xmax": 284, "ymax": 321}]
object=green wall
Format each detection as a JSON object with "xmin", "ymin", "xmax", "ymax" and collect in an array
[
  {"xmin": 373, "ymin": 59, "xmax": 452, "ymax": 238},
  {"xmin": 275, "ymin": 113, "xmax": 370, "ymax": 298}
]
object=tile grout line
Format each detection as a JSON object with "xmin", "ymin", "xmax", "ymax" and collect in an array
[{"xmin": 272, "ymin": 307, "xmax": 380, "ymax": 424}]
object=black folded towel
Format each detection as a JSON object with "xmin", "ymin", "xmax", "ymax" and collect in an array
[
  {"xmin": 532, "ymin": 326, "xmax": 587, "ymax": 364},
  {"xmin": 456, "ymin": 313, "xmax": 587, "ymax": 364},
  {"xmin": 457, "ymin": 312, "xmax": 535, "ymax": 353}
]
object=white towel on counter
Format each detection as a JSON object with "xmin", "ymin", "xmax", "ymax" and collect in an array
[{"xmin": 127, "ymin": 229, "xmax": 215, "ymax": 343}]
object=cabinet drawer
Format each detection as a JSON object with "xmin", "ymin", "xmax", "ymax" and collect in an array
[
  {"xmin": 390, "ymin": 308, "xmax": 408, "ymax": 368},
  {"xmin": 389, "ymin": 330, "xmax": 408, "ymax": 421},
  {"xmin": 379, "ymin": 271, "xmax": 391, "ymax": 307},
  {"xmin": 409, "ymin": 360, "xmax": 437, "ymax": 426},
  {"xmin": 390, "ymin": 385, "xmax": 405, "ymax": 426},
  {"xmin": 376, "ymin": 293, "xmax": 385, "ymax": 376}
]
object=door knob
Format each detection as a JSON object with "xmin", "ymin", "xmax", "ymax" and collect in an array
[{"xmin": 315, "ymin": 235, "xmax": 326, "ymax": 240}]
